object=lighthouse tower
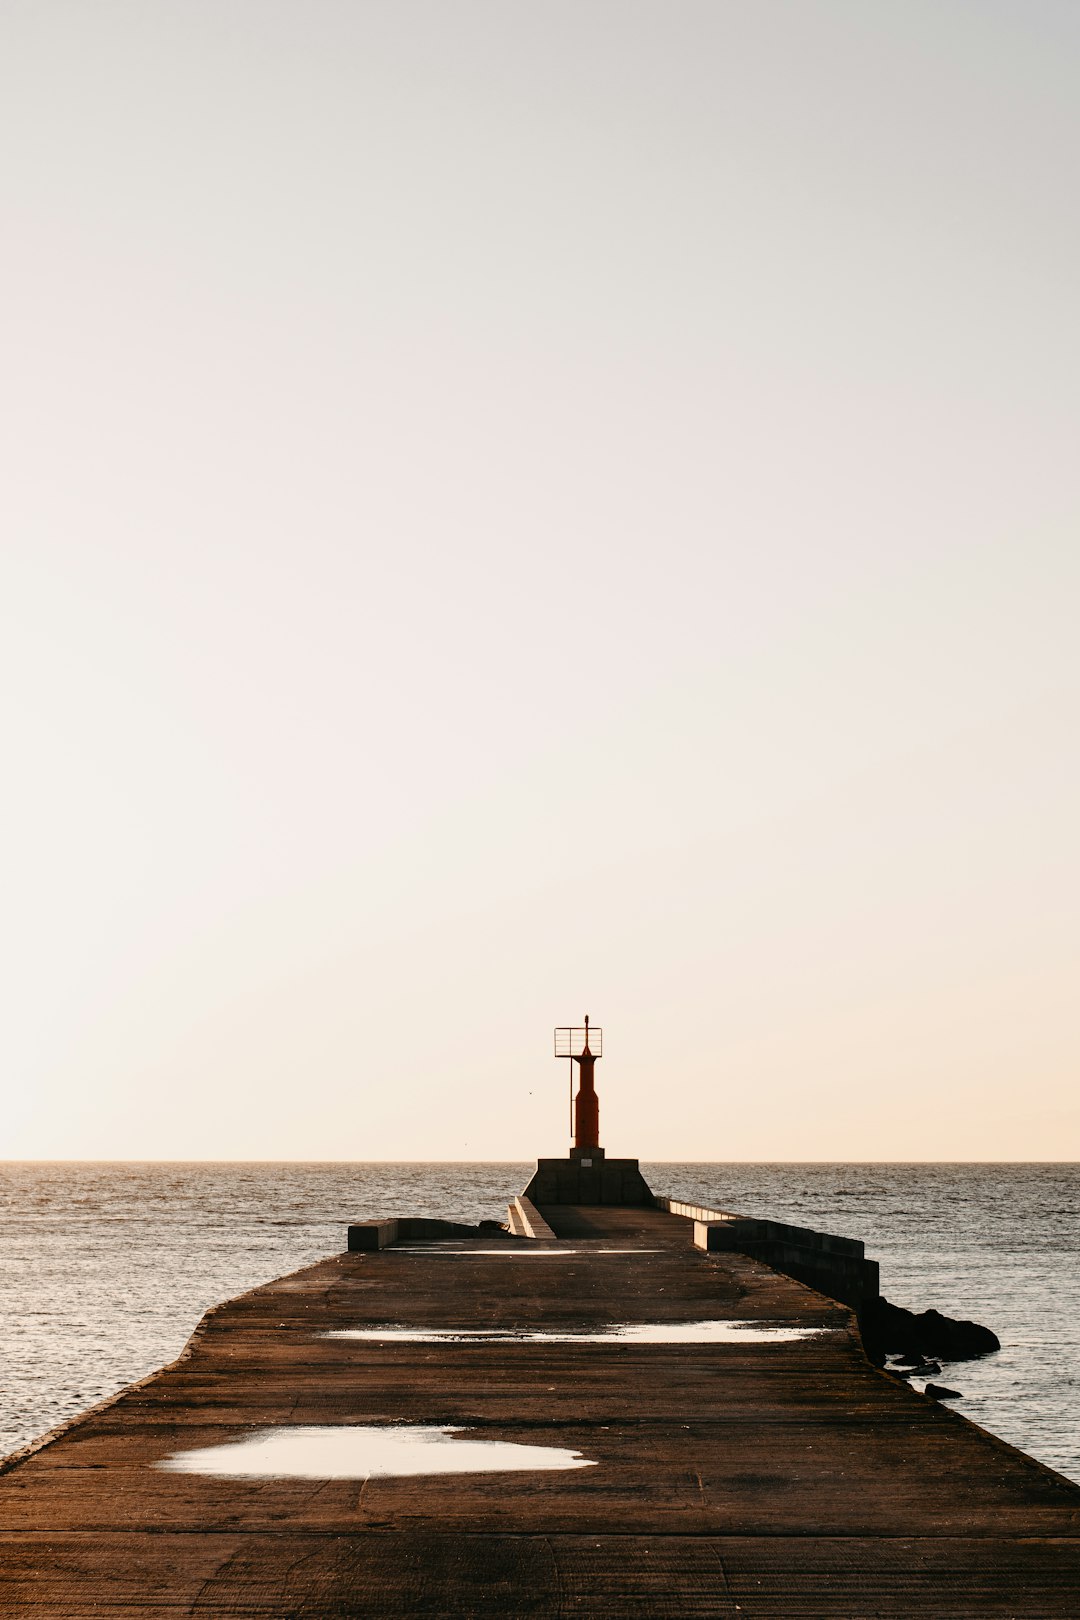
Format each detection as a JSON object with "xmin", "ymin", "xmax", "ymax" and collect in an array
[
  {"xmin": 562, "ymin": 1013, "xmax": 600, "ymax": 1154},
  {"xmin": 522, "ymin": 1016, "xmax": 653, "ymax": 1206}
]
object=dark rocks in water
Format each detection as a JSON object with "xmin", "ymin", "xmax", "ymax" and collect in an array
[
  {"xmin": 860, "ymin": 1296, "xmax": 999, "ymax": 1366},
  {"xmin": 478, "ymin": 1219, "xmax": 507, "ymax": 1231},
  {"xmin": 924, "ymin": 1382, "xmax": 962, "ymax": 1400}
]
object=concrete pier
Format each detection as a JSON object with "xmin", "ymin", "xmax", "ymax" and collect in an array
[{"xmin": 1, "ymin": 1200, "xmax": 1079, "ymax": 1615}]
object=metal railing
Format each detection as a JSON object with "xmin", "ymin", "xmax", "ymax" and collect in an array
[{"xmin": 554, "ymin": 1025, "xmax": 602, "ymax": 1057}]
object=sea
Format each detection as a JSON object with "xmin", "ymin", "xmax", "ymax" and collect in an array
[{"xmin": 0, "ymin": 1162, "xmax": 1077, "ymax": 1482}]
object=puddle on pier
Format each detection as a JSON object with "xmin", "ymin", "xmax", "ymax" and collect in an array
[
  {"xmin": 326, "ymin": 1320, "xmax": 829, "ymax": 1345},
  {"xmin": 156, "ymin": 1424, "xmax": 596, "ymax": 1480},
  {"xmin": 388, "ymin": 1247, "xmax": 662, "ymax": 1256}
]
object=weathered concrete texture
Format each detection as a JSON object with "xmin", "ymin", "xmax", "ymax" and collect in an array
[
  {"xmin": 523, "ymin": 1153, "xmax": 653, "ymax": 1205},
  {"xmin": 1, "ymin": 1205, "xmax": 1078, "ymax": 1616}
]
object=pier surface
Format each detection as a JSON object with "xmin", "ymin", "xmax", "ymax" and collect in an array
[{"xmin": 2, "ymin": 1204, "xmax": 1080, "ymax": 1616}]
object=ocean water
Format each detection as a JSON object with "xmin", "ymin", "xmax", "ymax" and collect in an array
[{"xmin": 0, "ymin": 1162, "xmax": 1076, "ymax": 1482}]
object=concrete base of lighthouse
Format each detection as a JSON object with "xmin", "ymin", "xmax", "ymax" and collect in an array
[{"xmin": 522, "ymin": 1149, "xmax": 653, "ymax": 1207}]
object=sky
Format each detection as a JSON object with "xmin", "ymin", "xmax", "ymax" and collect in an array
[{"xmin": 2, "ymin": 1, "xmax": 1077, "ymax": 1161}]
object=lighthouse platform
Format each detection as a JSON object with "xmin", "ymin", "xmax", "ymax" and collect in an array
[{"xmin": 522, "ymin": 1145, "xmax": 653, "ymax": 1205}]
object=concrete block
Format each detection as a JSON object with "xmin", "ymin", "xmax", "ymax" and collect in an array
[{"xmin": 347, "ymin": 1220, "xmax": 399, "ymax": 1252}]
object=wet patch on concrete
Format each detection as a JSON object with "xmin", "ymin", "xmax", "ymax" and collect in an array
[{"xmin": 156, "ymin": 1424, "xmax": 597, "ymax": 1480}]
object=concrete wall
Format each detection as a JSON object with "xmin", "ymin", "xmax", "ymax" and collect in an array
[
  {"xmin": 506, "ymin": 1196, "xmax": 556, "ymax": 1239},
  {"xmin": 655, "ymin": 1196, "xmax": 880, "ymax": 1310},
  {"xmin": 347, "ymin": 1217, "xmax": 512, "ymax": 1251}
]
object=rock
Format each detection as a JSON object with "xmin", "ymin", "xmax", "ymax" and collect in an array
[
  {"xmin": 924, "ymin": 1383, "xmax": 962, "ymax": 1400},
  {"xmin": 859, "ymin": 1296, "xmax": 1000, "ymax": 1365}
]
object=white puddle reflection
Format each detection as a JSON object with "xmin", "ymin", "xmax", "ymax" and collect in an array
[
  {"xmin": 157, "ymin": 1424, "xmax": 596, "ymax": 1480},
  {"xmin": 389, "ymin": 1247, "xmax": 568, "ymax": 1256},
  {"xmin": 389, "ymin": 1248, "xmax": 662, "ymax": 1256},
  {"xmin": 327, "ymin": 1320, "xmax": 827, "ymax": 1345}
]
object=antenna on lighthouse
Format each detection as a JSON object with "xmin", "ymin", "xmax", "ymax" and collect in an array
[{"xmin": 554, "ymin": 1014, "xmax": 603, "ymax": 1155}]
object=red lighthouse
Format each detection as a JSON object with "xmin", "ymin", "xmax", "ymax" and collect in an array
[{"xmin": 554, "ymin": 1014, "xmax": 603, "ymax": 1153}]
